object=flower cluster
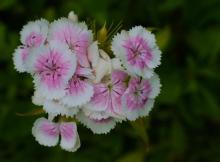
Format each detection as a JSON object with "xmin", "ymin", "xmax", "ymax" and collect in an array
[{"xmin": 13, "ymin": 11, "xmax": 161, "ymax": 152}]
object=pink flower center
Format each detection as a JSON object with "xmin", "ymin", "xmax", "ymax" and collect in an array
[
  {"xmin": 35, "ymin": 50, "xmax": 71, "ymax": 89},
  {"xmin": 123, "ymin": 36, "xmax": 153, "ymax": 69},
  {"xmin": 25, "ymin": 32, "xmax": 44, "ymax": 47},
  {"xmin": 125, "ymin": 78, "xmax": 152, "ymax": 110}
]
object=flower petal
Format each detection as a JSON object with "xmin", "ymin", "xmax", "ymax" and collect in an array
[
  {"xmin": 32, "ymin": 117, "xmax": 59, "ymax": 147},
  {"xmin": 60, "ymin": 122, "xmax": 80, "ymax": 152},
  {"xmin": 12, "ymin": 46, "xmax": 30, "ymax": 72},
  {"xmin": 76, "ymin": 112, "xmax": 116, "ymax": 134}
]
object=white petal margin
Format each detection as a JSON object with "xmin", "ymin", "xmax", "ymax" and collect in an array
[
  {"xmin": 12, "ymin": 46, "xmax": 30, "ymax": 73},
  {"xmin": 76, "ymin": 111, "xmax": 116, "ymax": 134},
  {"xmin": 32, "ymin": 89, "xmax": 46, "ymax": 106},
  {"xmin": 61, "ymin": 81, "xmax": 94, "ymax": 107},
  {"xmin": 20, "ymin": 19, "xmax": 49, "ymax": 45},
  {"xmin": 60, "ymin": 122, "xmax": 81, "ymax": 152},
  {"xmin": 148, "ymin": 73, "xmax": 161, "ymax": 99},
  {"xmin": 32, "ymin": 117, "xmax": 59, "ymax": 147},
  {"xmin": 121, "ymin": 97, "xmax": 155, "ymax": 121},
  {"xmin": 43, "ymin": 100, "xmax": 79, "ymax": 117}
]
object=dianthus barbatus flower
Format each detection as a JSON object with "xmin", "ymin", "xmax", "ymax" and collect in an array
[
  {"xmin": 111, "ymin": 26, "xmax": 161, "ymax": 78},
  {"xmin": 32, "ymin": 117, "xmax": 80, "ymax": 152},
  {"xmin": 49, "ymin": 18, "xmax": 93, "ymax": 68},
  {"xmin": 13, "ymin": 19, "xmax": 49, "ymax": 72},
  {"xmin": 26, "ymin": 41, "xmax": 77, "ymax": 100},
  {"xmin": 122, "ymin": 74, "xmax": 161, "ymax": 121},
  {"xmin": 20, "ymin": 19, "xmax": 49, "ymax": 48},
  {"xmin": 84, "ymin": 70, "xmax": 128, "ymax": 119},
  {"xmin": 60, "ymin": 68, "xmax": 94, "ymax": 108}
]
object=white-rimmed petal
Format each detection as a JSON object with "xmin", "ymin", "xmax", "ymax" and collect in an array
[
  {"xmin": 76, "ymin": 112, "xmax": 116, "ymax": 134},
  {"xmin": 60, "ymin": 122, "xmax": 80, "ymax": 152},
  {"xmin": 32, "ymin": 117, "xmax": 59, "ymax": 147},
  {"xmin": 122, "ymin": 97, "xmax": 154, "ymax": 121},
  {"xmin": 12, "ymin": 46, "xmax": 30, "ymax": 72},
  {"xmin": 148, "ymin": 73, "xmax": 161, "ymax": 98}
]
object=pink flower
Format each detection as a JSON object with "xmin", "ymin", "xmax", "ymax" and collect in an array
[
  {"xmin": 27, "ymin": 41, "xmax": 77, "ymax": 99},
  {"xmin": 122, "ymin": 74, "xmax": 161, "ymax": 120},
  {"xmin": 84, "ymin": 70, "xmax": 128, "ymax": 118},
  {"xmin": 49, "ymin": 18, "xmax": 93, "ymax": 67},
  {"xmin": 32, "ymin": 117, "xmax": 80, "ymax": 152},
  {"xmin": 112, "ymin": 26, "xmax": 161, "ymax": 78},
  {"xmin": 20, "ymin": 19, "xmax": 49, "ymax": 48},
  {"xmin": 60, "ymin": 74, "xmax": 94, "ymax": 107}
]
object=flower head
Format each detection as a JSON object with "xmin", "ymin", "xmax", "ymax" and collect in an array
[
  {"xmin": 112, "ymin": 26, "xmax": 161, "ymax": 78},
  {"xmin": 122, "ymin": 74, "xmax": 161, "ymax": 120},
  {"xmin": 84, "ymin": 70, "xmax": 128, "ymax": 119},
  {"xmin": 20, "ymin": 19, "xmax": 49, "ymax": 48},
  {"xmin": 27, "ymin": 41, "xmax": 77, "ymax": 99}
]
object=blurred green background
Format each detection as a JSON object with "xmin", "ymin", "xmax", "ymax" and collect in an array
[{"xmin": 0, "ymin": 0, "xmax": 220, "ymax": 162}]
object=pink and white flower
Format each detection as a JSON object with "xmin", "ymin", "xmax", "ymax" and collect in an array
[
  {"xmin": 32, "ymin": 117, "xmax": 80, "ymax": 152},
  {"xmin": 122, "ymin": 74, "xmax": 161, "ymax": 121},
  {"xmin": 84, "ymin": 70, "xmax": 128, "ymax": 119},
  {"xmin": 49, "ymin": 18, "xmax": 93, "ymax": 67},
  {"xmin": 20, "ymin": 19, "xmax": 49, "ymax": 48},
  {"xmin": 61, "ymin": 74, "xmax": 94, "ymax": 108},
  {"xmin": 27, "ymin": 41, "xmax": 77, "ymax": 100},
  {"xmin": 111, "ymin": 26, "xmax": 161, "ymax": 78}
]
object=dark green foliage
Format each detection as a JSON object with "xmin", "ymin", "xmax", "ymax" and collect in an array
[{"xmin": 0, "ymin": 0, "xmax": 220, "ymax": 161}]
